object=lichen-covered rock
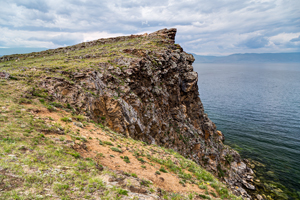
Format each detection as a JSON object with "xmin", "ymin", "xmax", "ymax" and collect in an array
[{"xmin": 35, "ymin": 28, "xmax": 254, "ymax": 198}]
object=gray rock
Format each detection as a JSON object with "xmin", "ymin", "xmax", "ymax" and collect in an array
[
  {"xmin": 73, "ymin": 122, "xmax": 83, "ymax": 128},
  {"xmin": 181, "ymin": 71, "xmax": 198, "ymax": 92},
  {"xmin": 0, "ymin": 72, "xmax": 10, "ymax": 79},
  {"xmin": 242, "ymin": 180, "xmax": 256, "ymax": 190}
]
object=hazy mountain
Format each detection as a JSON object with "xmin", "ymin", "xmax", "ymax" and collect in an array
[
  {"xmin": 0, "ymin": 48, "xmax": 48, "ymax": 56},
  {"xmin": 192, "ymin": 52, "xmax": 300, "ymax": 63}
]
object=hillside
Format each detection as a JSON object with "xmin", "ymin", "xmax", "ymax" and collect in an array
[
  {"xmin": 0, "ymin": 29, "xmax": 256, "ymax": 199},
  {"xmin": 192, "ymin": 52, "xmax": 300, "ymax": 63}
]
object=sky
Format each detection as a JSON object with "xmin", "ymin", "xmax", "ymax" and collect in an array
[{"xmin": 0, "ymin": 0, "xmax": 299, "ymax": 55}]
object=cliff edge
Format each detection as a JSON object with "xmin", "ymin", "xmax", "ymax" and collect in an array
[{"xmin": 1, "ymin": 28, "xmax": 256, "ymax": 199}]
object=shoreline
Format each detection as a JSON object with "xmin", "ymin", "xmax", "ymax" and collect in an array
[{"xmin": 226, "ymin": 141, "xmax": 299, "ymax": 199}]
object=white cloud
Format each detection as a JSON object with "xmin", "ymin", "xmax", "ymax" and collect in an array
[
  {"xmin": 269, "ymin": 33, "xmax": 300, "ymax": 44},
  {"xmin": 0, "ymin": 0, "xmax": 299, "ymax": 55},
  {"xmin": 82, "ymin": 32, "xmax": 124, "ymax": 42}
]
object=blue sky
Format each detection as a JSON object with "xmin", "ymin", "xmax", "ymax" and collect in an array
[{"xmin": 0, "ymin": 0, "xmax": 299, "ymax": 55}]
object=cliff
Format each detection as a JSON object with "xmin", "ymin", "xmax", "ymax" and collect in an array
[{"xmin": 0, "ymin": 28, "xmax": 256, "ymax": 199}]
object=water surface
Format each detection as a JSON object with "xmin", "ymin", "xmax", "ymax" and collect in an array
[{"xmin": 194, "ymin": 63, "xmax": 300, "ymax": 198}]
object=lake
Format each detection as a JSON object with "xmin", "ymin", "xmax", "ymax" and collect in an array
[{"xmin": 194, "ymin": 63, "xmax": 300, "ymax": 199}]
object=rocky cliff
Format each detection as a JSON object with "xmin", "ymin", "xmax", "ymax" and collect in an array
[{"xmin": 1, "ymin": 28, "xmax": 256, "ymax": 199}]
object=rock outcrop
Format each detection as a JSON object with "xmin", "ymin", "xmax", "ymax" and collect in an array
[{"xmin": 6, "ymin": 28, "xmax": 255, "ymax": 198}]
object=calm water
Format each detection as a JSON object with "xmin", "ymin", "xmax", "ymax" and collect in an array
[{"xmin": 194, "ymin": 63, "xmax": 300, "ymax": 198}]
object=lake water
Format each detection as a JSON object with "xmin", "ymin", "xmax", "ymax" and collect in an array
[{"xmin": 194, "ymin": 63, "xmax": 300, "ymax": 199}]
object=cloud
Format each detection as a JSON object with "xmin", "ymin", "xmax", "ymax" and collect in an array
[
  {"xmin": 15, "ymin": 0, "xmax": 50, "ymax": 12},
  {"xmin": 28, "ymin": 34, "xmax": 82, "ymax": 46},
  {"xmin": 240, "ymin": 36, "xmax": 269, "ymax": 49},
  {"xmin": 0, "ymin": 0, "xmax": 299, "ymax": 55},
  {"xmin": 290, "ymin": 35, "xmax": 300, "ymax": 42}
]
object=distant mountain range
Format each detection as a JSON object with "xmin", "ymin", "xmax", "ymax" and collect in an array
[
  {"xmin": 192, "ymin": 52, "xmax": 300, "ymax": 63},
  {"xmin": 0, "ymin": 48, "xmax": 48, "ymax": 57}
]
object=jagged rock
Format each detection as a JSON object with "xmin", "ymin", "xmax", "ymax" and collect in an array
[
  {"xmin": 242, "ymin": 180, "xmax": 256, "ymax": 190},
  {"xmin": 181, "ymin": 71, "xmax": 198, "ymax": 92}
]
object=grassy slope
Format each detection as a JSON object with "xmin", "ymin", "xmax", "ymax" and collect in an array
[{"xmin": 0, "ymin": 35, "xmax": 241, "ymax": 200}]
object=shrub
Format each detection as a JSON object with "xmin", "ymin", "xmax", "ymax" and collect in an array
[
  {"xmin": 70, "ymin": 152, "xmax": 80, "ymax": 158},
  {"xmin": 140, "ymin": 179, "xmax": 152, "ymax": 187},
  {"xmin": 179, "ymin": 180, "xmax": 185, "ymax": 185},
  {"xmin": 210, "ymin": 192, "xmax": 217, "ymax": 197},
  {"xmin": 123, "ymin": 156, "xmax": 130, "ymax": 163},
  {"xmin": 178, "ymin": 172, "xmax": 192, "ymax": 180},
  {"xmin": 216, "ymin": 187, "xmax": 229, "ymax": 197},
  {"xmin": 159, "ymin": 166, "xmax": 168, "ymax": 173},
  {"xmin": 225, "ymin": 154, "xmax": 234, "ymax": 164},
  {"xmin": 31, "ymin": 87, "xmax": 48, "ymax": 98},
  {"xmin": 50, "ymin": 102, "xmax": 63, "ymax": 108},
  {"xmin": 18, "ymin": 98, "xmax": 32, "ymax": 104},
  {"xmin": 111, "ymin": 147, "xmax": 122, "ymax": 153},
  {"xmin": 198, "ymin": 194, "xmax": 210, "ymax": 199},
  {"xmin": 66, "ymin": 103, "xmax": 73, "ymax": 109},
  {"xmin": 217, "ymin": 164, "xmax": 225, "ymax": 178},
  {"xmin": 137, "ymin": 157, "xmax": 146, "ymax": 163},
  {"xmin": 61, "ymin": 117, "xmax": 72, "ymax": 122},
  {"xmin": 46, "ymin": 105, "xmax": 55, "ymax": 112},
  {"xmin": 103, "ymin": 141, "xmax": 113, "ymax": 146},
  {"xmin": 80, "ymin": 137, "xmax": 87, "ymax": 142},
  {"xmin": 73, "ymin": 114, "xmax": 85, "ymax": 122},
  {"xmin": 117, "ymin": 188, "xmax": 128, "ymax": 195}
]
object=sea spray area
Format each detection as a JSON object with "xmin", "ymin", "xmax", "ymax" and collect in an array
[{"xmin": 196, "ymin": 63, "xmax": 300, "ymax": 199}]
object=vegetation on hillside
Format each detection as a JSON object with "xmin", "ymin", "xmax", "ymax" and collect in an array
[{"xmin": 0, "ymin": 33, "xmax": 241, "ymax": 199}]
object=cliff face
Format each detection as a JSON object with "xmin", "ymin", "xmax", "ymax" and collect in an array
[{"xmin": 1, "ymin": 28, "xmax": 255, "ymax": 198}]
